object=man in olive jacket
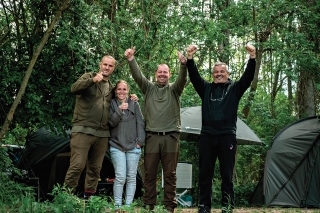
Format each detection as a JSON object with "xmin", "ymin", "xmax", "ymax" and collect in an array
[
  {"xmin": 124, "ymin": 47, "xmax": 187, "ymax": 213},
  {"xmin": 64, "ymin": 55, "xmax": 115, "ymax": 199}
]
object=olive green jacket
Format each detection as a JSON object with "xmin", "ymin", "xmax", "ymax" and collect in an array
[
  {"xmin": 128, "ymin": 59, "xmax": 187, "ymax": 132},
  {"xmin": 70, "ymin": 72, "xmax": 114, "ymax": 137}
]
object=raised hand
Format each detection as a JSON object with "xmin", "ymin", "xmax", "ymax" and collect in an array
[
  {"xmin": 186, "ymin": 44, "xmax": 198, "ymax": 59},
  {"xmin": 177, "ymin": 51, "xmax": 187, "ymax": 64},
  {"xmin": 124, "ymin": 46, "xmax": 136, "ymax": 61},
  {"xmin": 245, "ymin": 44, "xmax": 256, "ymax": 59}
]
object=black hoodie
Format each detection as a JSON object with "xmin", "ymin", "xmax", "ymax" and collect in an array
[{"xmin": 186, "ymin": 58, "xmax": 256, "ymax": 136}]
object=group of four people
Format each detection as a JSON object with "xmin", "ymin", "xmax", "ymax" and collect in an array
[{"xmin": 63, "ymin": 44, "xmax": 256, "ymax": 213}]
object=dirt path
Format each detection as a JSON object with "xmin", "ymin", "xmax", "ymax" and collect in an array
[{"xmin": 174, "ymin": 207, "xmax": 320, "ymax": 213}]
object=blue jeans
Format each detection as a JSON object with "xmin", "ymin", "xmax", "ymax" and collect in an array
[{"xmin": 110, "ymin": 146, "xmax": 142, "ymax": 207}]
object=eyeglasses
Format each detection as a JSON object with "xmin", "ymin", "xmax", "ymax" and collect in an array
[{"xmin": 210, "ymin": 89, "xmax": 225, "ymax": 102}]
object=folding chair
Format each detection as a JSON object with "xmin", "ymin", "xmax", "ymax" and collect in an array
[
  {"xmin": 176, "ymin": 162, "xmax": 193, "ymax": 207},
  {"xmin": 162, "ymin": 162, "xmax": 193, "ymax": 207}
]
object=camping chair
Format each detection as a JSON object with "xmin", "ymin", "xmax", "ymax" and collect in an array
[{"xmin": 162, "ymin": 162, "xmax": 193, "ymax": 207}]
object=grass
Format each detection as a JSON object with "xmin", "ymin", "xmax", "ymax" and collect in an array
[
  {"xmin": 106, "ymin": 206, "xmax": 320, "ymax": 213},
  {"xmin": 1, "ymin": 183, "xmax": 319, "ymax": 213}
]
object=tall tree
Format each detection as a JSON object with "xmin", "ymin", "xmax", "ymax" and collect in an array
[
  {"xmin": 0, "ymin": 0, "xmax": 70, "ymax": 142},
  {"xmin": 295, "ymin": 0, "xmax": 319, "ymax": 117}
]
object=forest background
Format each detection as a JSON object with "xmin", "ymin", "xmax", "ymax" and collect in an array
[{"xmin": 0, "ymin": 0, "xmax": 319, "ymax": 209}]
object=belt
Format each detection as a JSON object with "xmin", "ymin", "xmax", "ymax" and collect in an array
[{"xmin": 147, "ymin": 131, "xmax": 178, "ymax": 136}]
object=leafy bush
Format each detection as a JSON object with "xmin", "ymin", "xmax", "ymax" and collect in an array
[
  {"xmin": 2, "ymin": 124, "xmax": 29, "ymax": 146},
  {"xmin": 0, "ymin": 145, "xmax": 36, "ymax": 211},
  {"xmin": 234, "ymin": 182, "xmax": 256, "ymax": 206}
]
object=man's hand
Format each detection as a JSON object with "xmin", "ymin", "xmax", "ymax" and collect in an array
[
  {"xmin": 245, "ymin": 44, "xmax": 256, "ymax": 59},
  {"xmin": 93, "ymin": 73, "xmax": 104, "ymax": 83},
  {"xmin": 129, "ymin": 94, "xmax": 139, "ymax": 102},
  {"xmin": 177, "ymin": 51, "xmax": 187, "ymax": 64},
  {"xmin": 186, "ymin": 44, "xmax": 198, "ymax": 59},
  {"xmin": 124, "ymin": 46, "xmax": 136, "ymax": 61}
]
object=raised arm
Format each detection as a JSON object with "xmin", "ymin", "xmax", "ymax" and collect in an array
[
  {"xmin": 71, "ymin": 72, "xmax": 106, "ymax": 95},
  {"xmin": 171, "ymin": 51, "xmax": 188, "ymax": 95},
  {"xmin": 124, "ymin": 46, "xmax": 151, "ymax": 94},
  {"xmin": 186, "ymin": 44, "xmax": 207, "ymax": 98},
  {"xmin": 236, "ymin": 44, "xmax": 256, "ymax": 97}
]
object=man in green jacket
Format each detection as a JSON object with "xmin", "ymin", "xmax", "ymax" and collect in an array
[
  {"xmin": 124, "ymin": 47, "xmax": 187, "ymax": 213},
  {"xmin": 64, "ymin": 55, "xmax": 115, "ymax": 199}
]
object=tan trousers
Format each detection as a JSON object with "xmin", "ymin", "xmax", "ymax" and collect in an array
[{"xmin": 64, "ymin": 132, "xmax": 108, "ymax": 193}]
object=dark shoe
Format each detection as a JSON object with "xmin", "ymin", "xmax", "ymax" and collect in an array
[{"xmin": 198, "ymin": 204, "xmax": 210, "ymax": 213}]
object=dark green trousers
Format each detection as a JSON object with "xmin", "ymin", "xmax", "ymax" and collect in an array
[
  {"xmin": 142, "ymin": 132, "xmax": 180, "ymax": 211},
  {"xmin": 64, "ymin": 132, "xmax": 109, "ymax": 193}
]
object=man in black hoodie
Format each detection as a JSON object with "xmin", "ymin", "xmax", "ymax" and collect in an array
[{"xmin": 186, "ymin": 44, "xmax": 256, "ymax": 213}]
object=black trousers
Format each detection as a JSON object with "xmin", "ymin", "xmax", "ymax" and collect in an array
[{"xmin": 198, "ymin": 134, "xmax": 237, "ymax": 208}]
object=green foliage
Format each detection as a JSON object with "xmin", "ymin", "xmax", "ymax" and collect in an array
[
  {"xmin": 2, "ymin": 0, "xmax": 318, "ymax": 131},
  {"xmin": 2, "ymin": 124, "xmax": 29, "ymax": 146},
  {"xmin": 0, "ymin": 146, "xmax": 23, "ymax": 179},
  {"xmin": 234, "ymin": 182, "xmax": 257, "ymax": 207},
  {"xmin": 2, "ymin": 183, "xmax": 178, "ymax": 212},
  {"xmin": 181, "ymin": 83, "xmax": 202, "ymax": 108},
  {"xmin": 49, "ymin": 185, "xmax": 85, "ymax": 212},
  {"xmin": 0, "ymin": 146, "xmax": 36, "ymax": 211}
]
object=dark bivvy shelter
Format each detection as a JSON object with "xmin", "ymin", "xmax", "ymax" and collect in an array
[
  {"xmin": 250, "ymin": 116, "xmax": 320, "ymax": 207},
  {"xmin": 17, "ymin": 127, "xmax": 143, "ymax": 201}
]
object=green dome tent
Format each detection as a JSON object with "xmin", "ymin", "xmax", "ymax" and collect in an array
[{"xmin": 250, "ymin": 116, "xmax": 320, "ymax": 207}]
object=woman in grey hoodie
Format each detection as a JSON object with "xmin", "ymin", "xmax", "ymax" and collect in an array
[{"xmin": 109, "ymin": 80, "xmax": 145, "ymax": 213}]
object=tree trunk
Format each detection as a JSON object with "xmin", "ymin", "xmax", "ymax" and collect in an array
[
  {"xmin": 297, "ymin": 71, "xmax": 316, "ymax": 118},
  {"xmin": 0, "ymin": 0, "xmax": 70, "ymax": 144}
]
